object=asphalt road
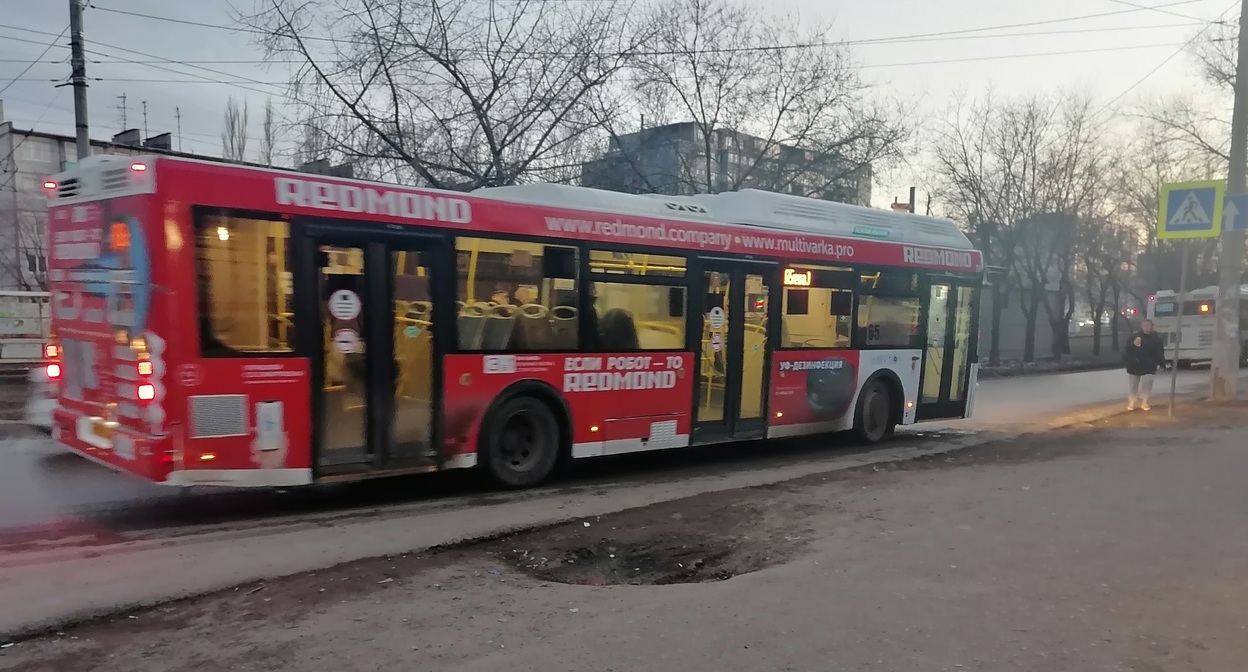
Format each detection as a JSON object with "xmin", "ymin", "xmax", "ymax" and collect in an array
[
  {"xmin": 7, "ymin": 391, "xmax": 1248, "ymax": 671},
  {"xmin": 0, "ymin": 367, "xmax": 1231, "ymax": 537}
]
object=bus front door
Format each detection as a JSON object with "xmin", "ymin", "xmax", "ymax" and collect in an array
[
  {"xmin": 692, "ymin": 260, "xmax": 776, "ymax": 443},
  {"xmin": 296, "ymin": 225, "xmax": 447, "ymax": 477},
  {"xmin": 916, "ymin": 280, "xmax": 978, "ymax": 420}
]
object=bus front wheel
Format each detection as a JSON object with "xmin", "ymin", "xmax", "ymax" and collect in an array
[
  {"xmin": 480, "ymin": 395, "xmax": 562, "ymax": 489},
  {"xmin": 854, "ymin": 379, "xmax": 895, "ymax": 445}
]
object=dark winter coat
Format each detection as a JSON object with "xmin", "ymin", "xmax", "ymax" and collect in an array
[{"xmin": 1123, "ymin": 330, "xmax": 1166, "ymax": 376}]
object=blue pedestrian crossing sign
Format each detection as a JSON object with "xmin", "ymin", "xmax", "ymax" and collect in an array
[{"xmin": 1158, "ymin": 180, "xmax": 1224, "ymax": 240}]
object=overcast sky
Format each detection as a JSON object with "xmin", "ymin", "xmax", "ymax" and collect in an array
[{"xmin": 0, "ymin": 0, "xmax": 1235, "ymax": 206}]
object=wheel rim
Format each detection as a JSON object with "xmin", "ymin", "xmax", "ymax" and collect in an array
[
  {"xmin": 863, "ymin": 388, "xmax": 889, "ymax": 440},
  {"xmin": 499, "ymin": 409, "xmax": 547, "ymax": 473}
]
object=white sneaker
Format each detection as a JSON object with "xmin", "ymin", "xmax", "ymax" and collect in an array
[
  {"xmin": 1127, "ymin": 402, "xmax": 1136, "ymax": 411},
  {"xmin": 1141, "ymin": 402, "xmax": 1151, "ymax": 411}
]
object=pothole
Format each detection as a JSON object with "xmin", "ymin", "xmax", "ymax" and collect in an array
[{"xmin": 483, "ymin": 499, "xmax": 808, "ymax": 586}]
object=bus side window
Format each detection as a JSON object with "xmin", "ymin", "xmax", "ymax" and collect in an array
[
  {"xmin": 586, "ymin": 250, "xmax": 688, "ymax": 352},
  {"xmin": 780, "ymin": 264, "xmax": 853, "ymax": 349},
  {"xmin": 593, "ymin": 283, "xmax": 687, "ymax": 351},
  {"xmin": 194, "ymin": 209, "xmax": 294, "ymax": 356},
  {"xmin": 855, "ymin": 296, "xmax": 921, "ymax": 349},
  {"xmin": 455, "ymin": 238, "xmax": 579, "ymax": 351}
]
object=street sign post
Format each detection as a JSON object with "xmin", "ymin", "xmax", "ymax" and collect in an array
[{"xmin": 1157, "ymin": 180, "xmax": 1227, "ymax": 415}]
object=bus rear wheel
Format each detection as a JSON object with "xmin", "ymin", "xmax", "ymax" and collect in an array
[
  {"xmin": 854, "ymin": 379, "xmax": 895, "ymax": 445},
  {"xmin": 480, "ymin": 395, "xmax": 561, "ymax": 489}
]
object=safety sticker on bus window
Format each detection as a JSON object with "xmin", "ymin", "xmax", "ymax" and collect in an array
[
  {"xmin": 333, "ymin": 329, "xmax": 359, "ymax": 353},
  {"xmin": 328, "ymin": 290, "xmax": 361, "ymax": 321}
]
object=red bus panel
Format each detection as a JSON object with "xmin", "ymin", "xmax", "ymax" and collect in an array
[{"xmin": 443, "ymin": 353, "xmax": 695, "ymax": 461}]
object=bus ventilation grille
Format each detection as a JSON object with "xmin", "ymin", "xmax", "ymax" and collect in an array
[
  {"xmin": 189, "ymin": 394, "xmax": 248, "ymax": 438},
  {"xmin": 100, "ymin": 167, "xmax": 129, "ymax": 192},
  {"xmin": 55, "ymin": 178, "xmax": 81, "ymax": 199}
]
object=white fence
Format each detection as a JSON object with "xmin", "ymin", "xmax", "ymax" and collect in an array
[{"xmin": 0, "ymin": 291, "xmax": 50, "ymax": 368}]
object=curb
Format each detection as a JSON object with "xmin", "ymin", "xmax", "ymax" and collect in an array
[
  {"xmin": 0, "ymin": 390, "xmax": 1209, "ymax": 642},
  {"xmin": 978, "ymin": 363, "xmax": 1120, "ymax": 380}
]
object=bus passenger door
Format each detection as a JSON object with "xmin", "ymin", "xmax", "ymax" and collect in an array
[
  {"xmin": 692, "ymin": 260, "xmax": 776, "ymax": 443},
  {"xmin": 916, "ymin": 280, "xmax": 978, "ymax": 420},
  {"xmin": 295, "ymin": 225, "xmax": 446, "ymax": 477}
]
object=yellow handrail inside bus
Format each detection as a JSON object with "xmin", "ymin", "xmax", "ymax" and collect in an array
[{"xmin": 466, "ymin": 239, "xmax": 480, "ymax": 302}]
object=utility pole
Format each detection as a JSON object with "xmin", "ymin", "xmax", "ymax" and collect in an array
[
  {"xmin": 68, "ymin": 0, "xmax": 90, "ymax": 160},
  {"xmin": 908, "ymin": 186, "xmax": 917, "ymax": 214},
  {"xmin": 1211, "ymin": 0, "xmax": 1248, "ymax": 402}
]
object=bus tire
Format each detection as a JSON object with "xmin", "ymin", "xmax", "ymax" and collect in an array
[
  {"xmin": 480, "ymin": 394, "xmax": 561, "ymax": 489},
  {"xmin": 853, "ymin": 379, "xmax": 895, "ymax": 445}
]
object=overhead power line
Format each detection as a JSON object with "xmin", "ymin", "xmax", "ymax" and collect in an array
[
  {"xmin": 1104, "ymin": 0, "xmax": 1211, "ymax": 23},
  {"xmin": 1098, "ymin": 0, "xmax": 1240, "ymax": 112},
  {"xmin": 0, "ymin": 3, "xmax": 1220, "ymax": 122},
  {"xmin": 71, "ymin": 41, "xmax": 1193, "ymax": 81},
  {"xmin": 84, "ymin": 0, "xmax": 1214, "ymax": 56},
  {"xmin": 0, "ymin": 20, "xmax": 1207, "ymax": 66},
  {"xmin": 0, "ymin": 25, "xmax": 69, "ymax": 96}
]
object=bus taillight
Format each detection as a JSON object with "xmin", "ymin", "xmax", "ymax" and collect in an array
[
  {"xmin": 138, "ymin": 383, "xmax": 156, "ymax": 401},
  {"xmin": 44, "ymin": 339, "xmax": 61, "ymax": 380}
]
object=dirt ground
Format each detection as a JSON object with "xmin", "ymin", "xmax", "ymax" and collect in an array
[{"xmin": 4, "ymin": 402, "xmax": 1248, "ymax": 672}]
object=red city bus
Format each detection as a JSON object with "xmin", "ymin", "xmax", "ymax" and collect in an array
[{"xmin": 42, "ymin": 155, "xmax": 983, "ymax": 489}]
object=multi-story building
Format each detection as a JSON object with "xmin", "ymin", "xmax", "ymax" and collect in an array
[
  {"xmin": 580, "ymin": 121, "xmax": 872, "ymax": 206},
  {"xmin": 0, "ymin": 103, "xmax": 193, "ymax": 290},
  {"xmin": 0, "ymin": 103, "xmax": 293, "ymax": 292}
]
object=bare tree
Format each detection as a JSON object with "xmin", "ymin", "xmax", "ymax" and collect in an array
[
  {"xmin": 239, "ymin": 0, "xmax": 648, "ymax": 188},
  {"xmin": 1109, "ymin": 121, "xmax": 1223, "ymax": 294},
  {"xmin": 259, "ymin": 97, "xmax": 278, "ymax": 166},
  {"xmin": 222, "ymin": 96, "xmax": 251, "ymax": 162},
  {"xmin": 931, "ymin": 90, "xmax": 1104, "ymax": 363},
  {"xmin": 1134, "ymin": 22, "xmax": 1234, "ymax": 184},
  {"xmin": 1193, "ymin": 20, "xmax": 1237, "ymax": 92},
  {"xmin": 16, "ymin": 211, "xmax": 47, "ymax": 292},
  {"xmin": 1076, "ymin": 218, "xmax": 1136, "ymax": 356},
  {"xmin": 0, "ymin": 202, "xmax": 46, "ymax": 292},
  {"xmin": 590, "ymin": 0, "xmax": 906, "ymax": 202}
]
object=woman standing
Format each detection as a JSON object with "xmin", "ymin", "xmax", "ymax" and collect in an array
[{"xmin": 1124, "ymin": 319, "xmax": 1167, "ymax": 411}]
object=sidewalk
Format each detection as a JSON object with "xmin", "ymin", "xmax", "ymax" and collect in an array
[{"xmin": 4, "ymin": 401, "xmax": 1247, "ymax": 671}]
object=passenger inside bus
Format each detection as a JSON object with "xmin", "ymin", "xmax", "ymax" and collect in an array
[{"xmin": 599, "ymin": 308, "xmax": 640, "ymax": 351}]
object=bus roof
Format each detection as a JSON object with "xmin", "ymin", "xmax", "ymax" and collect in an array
[
  {"xmin": 47, "ymin": 154, "xmax": 983, "ymax": 273},
  {"xmin": 477, "ymin": 185, "xmax": 975, "ymax": 252},
  {"xmin": 1154, "ymin": 284, "xmax": 1248, "ymax": 299}
]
